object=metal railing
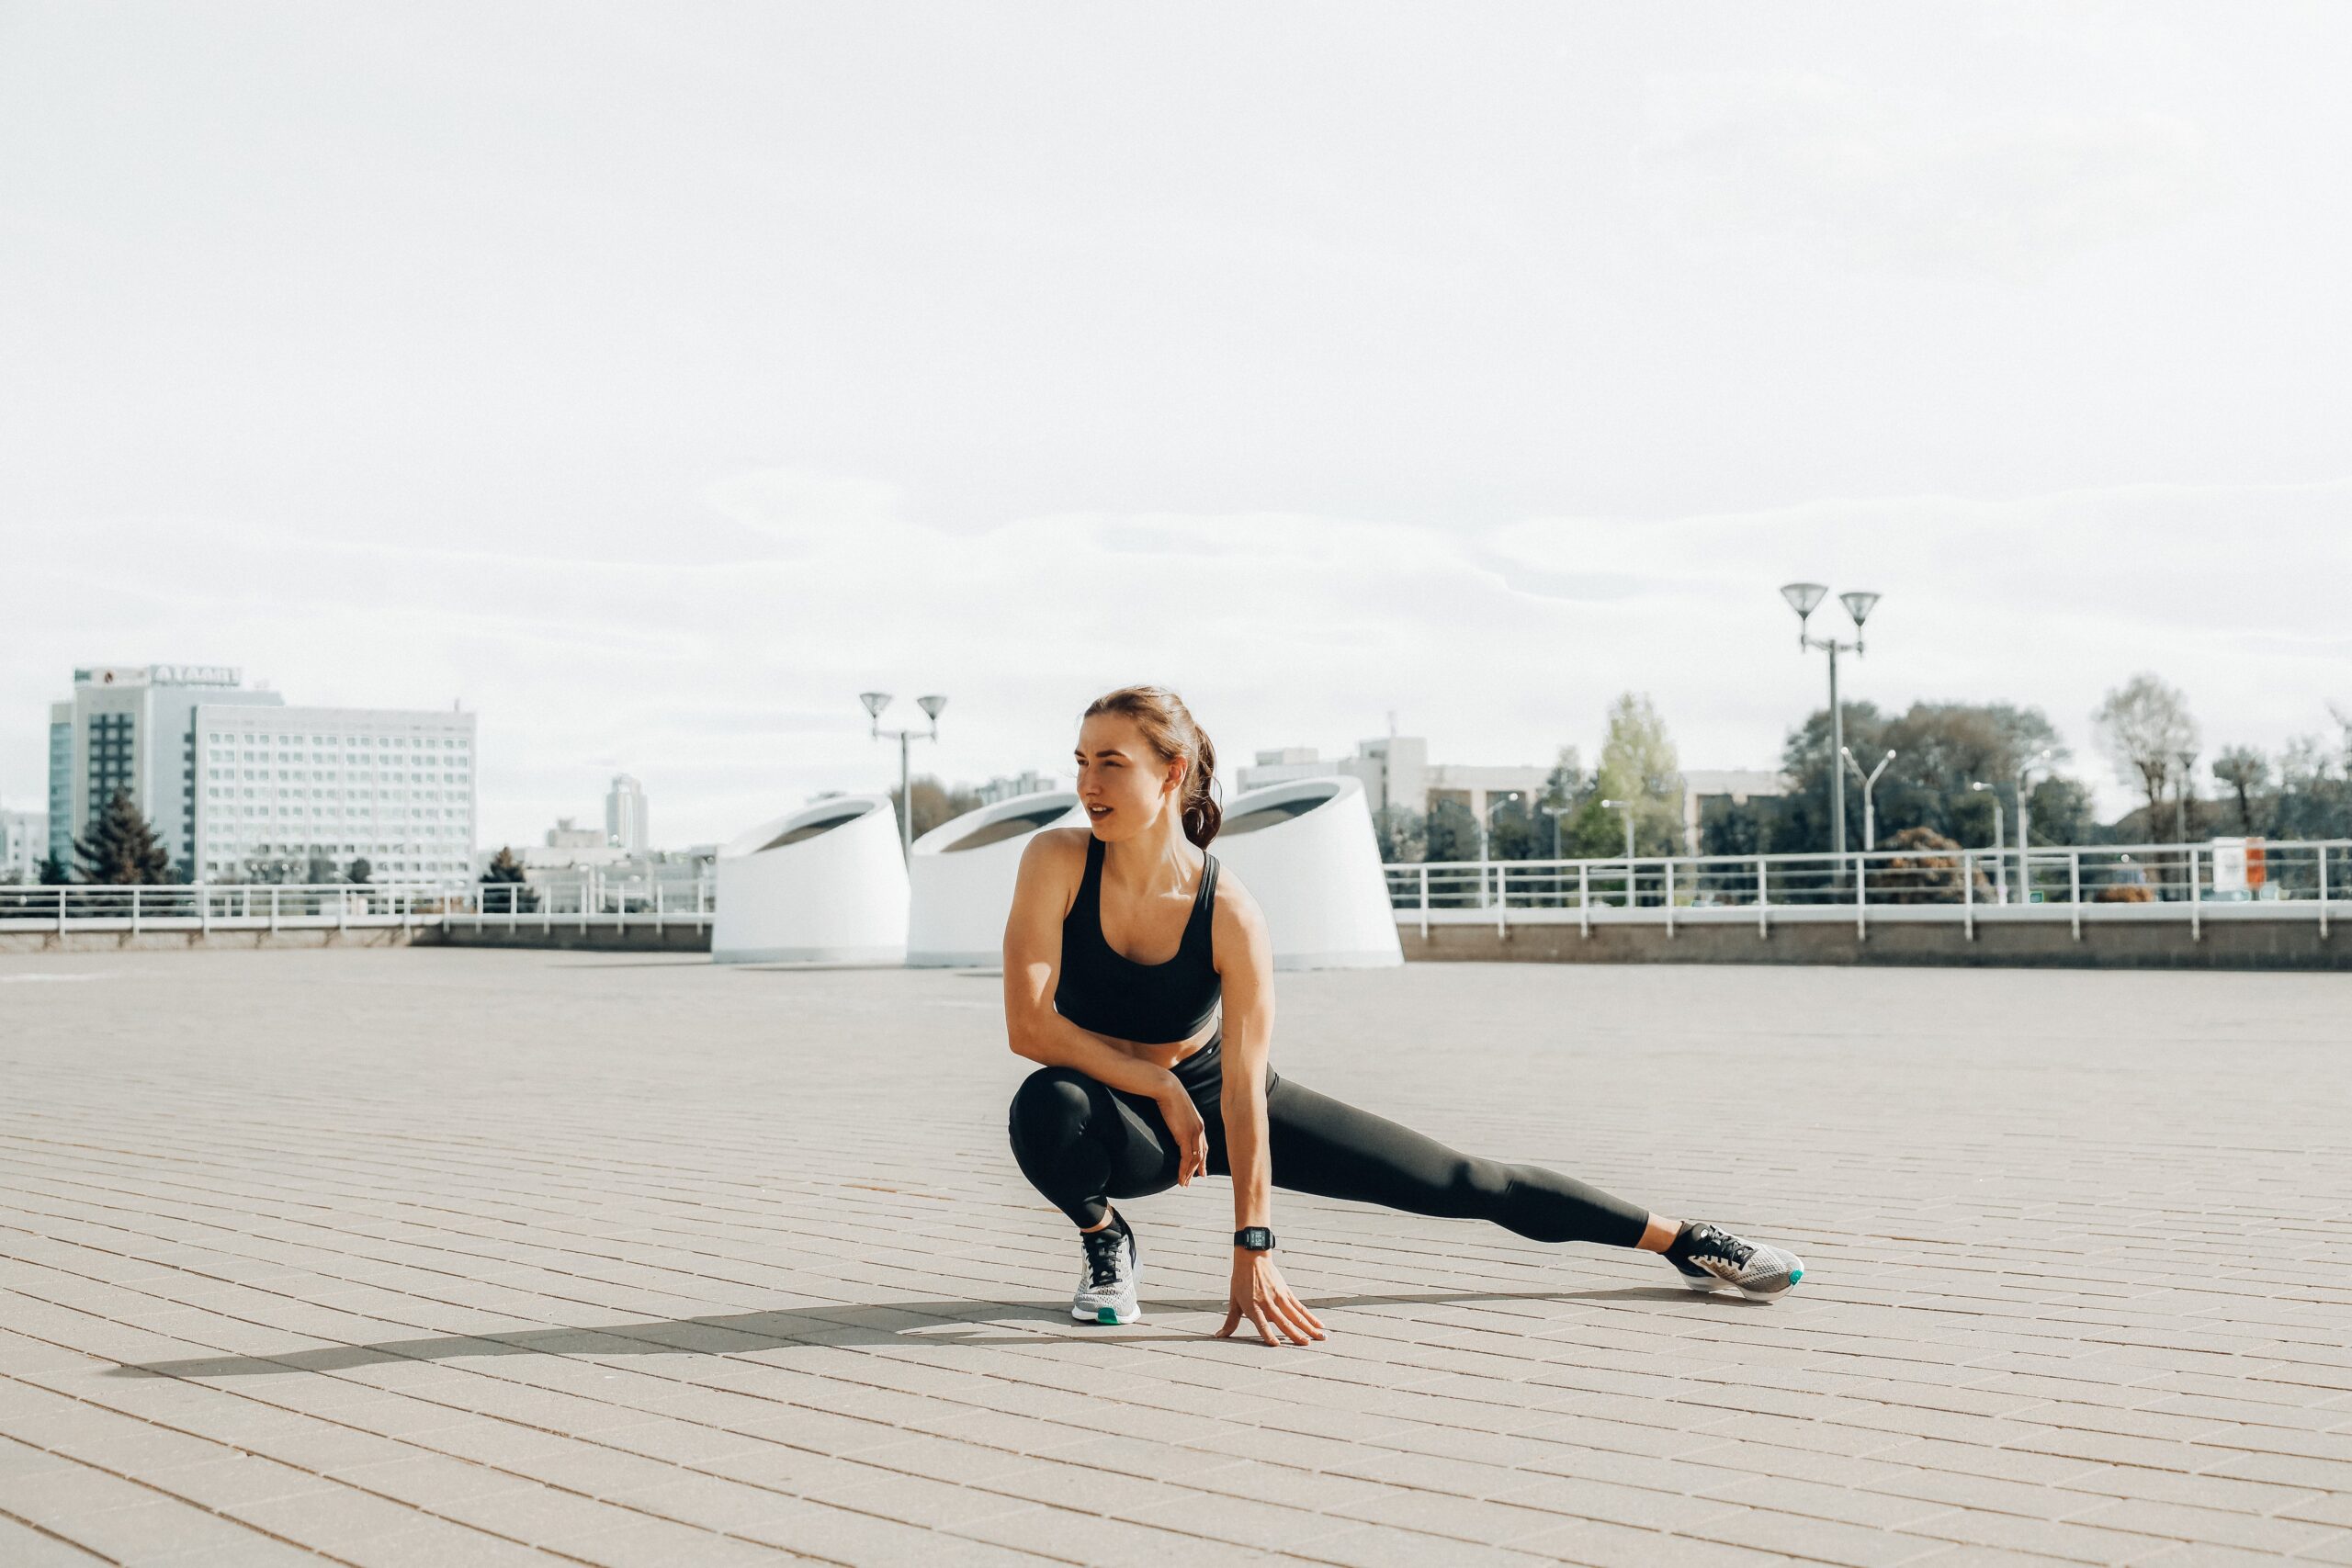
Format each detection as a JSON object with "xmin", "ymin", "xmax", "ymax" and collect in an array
[
  {"xmin": 1383, "ymin": 840, "xmax": 2346, "ymax": 942},
  {"xmin": 0, "ymin": 876, "xmax": 716, "ymax": 938}
]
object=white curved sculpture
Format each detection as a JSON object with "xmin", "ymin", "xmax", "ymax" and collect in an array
[
  {"xmin": 712, "ymin": 795, "xmax": 909, "ymax": 964},
  {"xmin": 907, "ymin": 790, "xmax": 1087, "ymax": 967},
  {"xmin": 1210, "ymin": 774, "xmax": 1403, "ymax": 970}
]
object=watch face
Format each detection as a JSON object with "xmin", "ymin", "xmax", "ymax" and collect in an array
[{"xmin": 1237, "ymin": 1226, "xmax": 1274, "ymax": 1251}]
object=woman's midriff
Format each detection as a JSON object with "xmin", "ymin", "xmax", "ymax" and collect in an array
[{"xmin": 1091, "ymin": 1017, "xmax": 1219, "ymax": 1075}]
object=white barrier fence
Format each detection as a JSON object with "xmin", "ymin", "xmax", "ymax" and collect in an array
[
  {"xmin": 1382, "ymin": 840, "xmax": 2345, "ymax": 942},
  {"xmin": 0, "ymin": 876, "xmax": 717, "ymax": 938},
  {"xmin": 6, "ymin": 842, "xmax": 2340, "ymax": 947}
]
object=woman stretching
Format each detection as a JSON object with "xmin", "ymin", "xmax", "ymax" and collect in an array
[{"xmin": 1003, "ymin": 686, "xmax": 1804, "ymax": 1344}]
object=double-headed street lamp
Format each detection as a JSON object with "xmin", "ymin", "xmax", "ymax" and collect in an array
[
  {"xmin": 861, "ymin": 691, "xmax": 947, "ymax": 860},
  {"xmin": 1781, "ymin": 583, "xmax": 1882, "ymax": 869},
  {"xmin": 1839, "ymin": 747, "xmax": 1896, "ymax": 853}
]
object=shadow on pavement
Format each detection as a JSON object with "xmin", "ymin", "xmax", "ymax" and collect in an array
[{"xmin": 109, "ymin": 1286, "xmax": 1757, "ymax": 1378}]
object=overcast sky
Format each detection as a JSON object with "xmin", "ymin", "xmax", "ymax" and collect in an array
[{"xmin": 6, "ymin": 3, "xmax": 2348, "ymax": 847}]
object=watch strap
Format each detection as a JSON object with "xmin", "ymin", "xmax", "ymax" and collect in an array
[{"xmin": 1234, "ymin": 1226, "xmax": 1275, "ymax": 1252}]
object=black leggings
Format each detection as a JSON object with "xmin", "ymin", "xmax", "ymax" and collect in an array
[{"xmin": 1007, "ymin": 1035, "xmax": 1649, "ymax": 1248}]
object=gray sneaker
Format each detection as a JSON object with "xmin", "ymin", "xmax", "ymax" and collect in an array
[
  {"xmin": 1667, "ymin": 1222, "xmax": 1804, "ymax": 1300},
  {"xmin": 1072, "ymin": 1222, "xmax": 1140, "ymax": 1325}
]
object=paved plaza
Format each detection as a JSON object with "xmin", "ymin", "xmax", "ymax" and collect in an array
[{"xmin": 2, "ymin": 948, "xmax": 2348, "ymax": 1567}]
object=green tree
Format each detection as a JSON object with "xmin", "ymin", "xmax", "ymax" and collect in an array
[
  {"xmin": 2025, "ymin": 776, "xmax": 2097, "ymax": 847},
  {"xmin": 1422, "ymin": 796, "xmax": 1479, "ymax": 865},
  {"xmin": 74, "ymin": 788, "xmax": 174, "ymax": 885},
  {"xmin": 2092, "ymin": 673, "xmax": 2199, "ymax": 840},
  {"xmin": 1369, "ymin": 805, "xmax": 1426, "ymax": 863},
  {"xmin": 891, "ymin": 774, "xmax": 988, "ymax": 844},
  {"xmin": 480, "ymin": 845, "xmax": 538, "ymax": 913},
  {"xmin": 1592, "ymin": 694, "xmax": 1681, "ymax": 855},
  {"xmin": 2211, "ymin": 745, "xmax": 2269, "ymax": 836},
  {"xmin": 38, "ymin": 854, "xmax": 71, "ymax": 886},
  {"xmin": 345, "ymin": 856, "xmax": 375, "ymax": 885},
  {"xmin": 1778, "ymin": 700, "xmax": 2070, "ymax": 852}
]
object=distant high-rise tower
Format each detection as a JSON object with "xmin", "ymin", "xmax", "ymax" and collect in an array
[{"xmin": 605, "ymin": 773, "xmax": 650, "ymax": 853}]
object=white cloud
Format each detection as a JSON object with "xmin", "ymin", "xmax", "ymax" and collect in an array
[
  {"xmin": 6, "ymin": 472, "xmax": 2344, "ymax": 846},
  {"xmin": 1637, "ymin": 71, "xmax": 2217, "ymax": 278}
]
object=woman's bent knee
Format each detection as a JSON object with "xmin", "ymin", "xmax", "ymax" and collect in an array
[{"xmin": 1008, "ymin": 1066, "xmax": 1096, "ymax": 1152}]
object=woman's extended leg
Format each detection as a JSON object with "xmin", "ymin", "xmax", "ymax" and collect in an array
[
  {"xmin": 1252, "ymin": 1077, "xmax": 1804, "ymax": 1295},
  {"xmin": 1257, "ymin": 1077, "xmax": 1651, "ymax": 1246}
]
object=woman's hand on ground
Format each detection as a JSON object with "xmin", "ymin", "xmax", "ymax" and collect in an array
[
  {"xmin": 1216, "ymin": 1251, "xmax": 1327, "ymax": 1346},
  {"xmin": 1159, "ymin": 1092, "xmax": 1209, "ymax": 1186}
]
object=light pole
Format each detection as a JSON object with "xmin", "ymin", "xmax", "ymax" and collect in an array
[
  {"xmin": 2174, "ymin": 748, "xmax": 2198, "ymax": 846},
  {"xmin": 1599, "ymin": 798, "xmax": 1634, "ymax": 860},
  {"xmin": 1542, "ymin": 801, "xmax": 1572, "ymax": 861},
  {"xmin": 861, "ymin": 691, "xmax": 947, "ymax": 860},
  {"xmin": 2017, "ymin": 746, "xmax": 2052, "ymax": 902},
  {"xmin": 1542, "ymin": 802, "xmax": 1573, "ymax": 908},
  {"xmin": 1970, "ymin": 781, "xmax": 2006, "ymax": 904},
  {"xmin": 1839, "ymin": 747, "xmax": 1895, "ymax": 853},
  {"xmin": 1781, "ymin": 583, "xmax": 1881, "ymax": 872},
  {"xmin": 1477, "ymin": 791, "xmax": 1521, "ymax": 865},
  {"xmin": 1600, "ymin": 797, "xmax": 1635, "ymax": 908}
]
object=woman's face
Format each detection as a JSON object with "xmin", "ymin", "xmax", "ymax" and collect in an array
[{"xmin": 1073, "ymin": 714, "xmax": 1183, "ymax": 840}]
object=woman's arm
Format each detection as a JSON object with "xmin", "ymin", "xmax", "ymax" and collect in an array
[
  {"xmin": 1211, "ymin": 872, "xmax": 1326, "ymax": 1346},
  {"xmin": 1001, "ymin": 833, "xmax": 1205, "ymax": 1174}
]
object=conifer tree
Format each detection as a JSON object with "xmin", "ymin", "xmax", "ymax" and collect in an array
[
  {"xmin": 480, "ymin": 845, "xmax": 538, "ymax": 912},
  {"xmin": 74, "ymin": 789, "xmax": 174, "ymax": 885}
]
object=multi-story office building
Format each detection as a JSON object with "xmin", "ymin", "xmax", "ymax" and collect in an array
[
  {"xmin": 605, "ymin": 774, "xmax": 649, "ymax": 854},
  {"xmin": 48, "ymin": 664, "xmax": 478, "ymax": 882},
  {"xmin": 1237, "ymin": 735, "xmax": 1451, "ymax": 817},
  {"xmin": 48, "ymin": 665, "xmax": 284, "ymax": 875},
  {"xmin": 2, "ymin": 808, "xmax": 48, "ymax": 882},
  {"xmin": 190, "ymin": 705, "xmax": 477, "ymax": 882}
]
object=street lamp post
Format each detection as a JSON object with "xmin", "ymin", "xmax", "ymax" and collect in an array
[
  {"xmin": 1781, "ymin": 583, "xmax": 1881, "ymax": 874},
  {"xmin": 861, "ymin": 691, "xmax": 948, "ymax": 861},
  {"xmin": 2016, "ymin": 746, "xmax": 2052, "ymax": 903},
  {"xmin": 1600, "ymin": 796, "xmax": 1634, "ymax": 905},
  {"xmin": 1970, "ymin": 781, "xmax": 2006, "ymax": 904},
  {"xmin": 1542, "ymin": 802, "xmax": 1572, "ymax": 861},
  {"xmin": 1839, "ymin": 747, "xmax": 1896, "ymax": 853},
  {"xmin": 1542, "ymin": 802, "xmax": 1573, "ymax": 908},
  {"xmin": 2174, "ymin": 748, "xmax": 2198, "ymax": 847}
]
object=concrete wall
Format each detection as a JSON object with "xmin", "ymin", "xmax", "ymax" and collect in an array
[
  {"xmin": 420, "ymin": 922, "xmax": 710, "ymax": 953},
  {"xmin": 0, "ymin": 926, "xmax": 423, "ymax": 954},
  {"xmin": 1400, "ymin": 919, "xmax": 2352, "ymax": 971},
  {"xmin": 1, "ymin": 923, "xmax": 709, "ymax": 955}
]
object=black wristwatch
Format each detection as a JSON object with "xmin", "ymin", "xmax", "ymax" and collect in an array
[{"xmin": 1234, "ymin": 1226, "xmax": 1276, "ymax": 1252}]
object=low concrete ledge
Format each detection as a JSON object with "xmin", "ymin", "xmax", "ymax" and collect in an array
[
  {"xmin": 1402, "ymin": 916, "xmax": 2349, "ymax": 970},
  {"xmin": 419, "ymin": 921, "xmax": 711, "ymax": 953},
  {"xmin": 0, "ymin": 926, "xmax": 421, "ymax": 953}
]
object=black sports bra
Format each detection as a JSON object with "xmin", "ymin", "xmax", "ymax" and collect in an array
[{"xmin": 1053, "ymin": 834, "xmax": 1221, "ymax": 1044}]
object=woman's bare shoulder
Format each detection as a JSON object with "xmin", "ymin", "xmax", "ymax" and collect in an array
[
  {"xmin": 1208, "ymin": 857, "xmax": 1267, "ymax": 931},
  {"xmin": 1017, "ymin": 827, "xmax": 1091, "ymax": 886}
]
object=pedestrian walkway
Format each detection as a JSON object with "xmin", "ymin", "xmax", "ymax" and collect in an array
[{"xmin": 3, "ymin": 950, "xmax": 2346, "ymax": 1566}]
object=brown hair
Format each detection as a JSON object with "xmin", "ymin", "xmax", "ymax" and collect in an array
[{"xmin": 1081, "ymin": 685, "xmax": 1222, "ymax": 847}]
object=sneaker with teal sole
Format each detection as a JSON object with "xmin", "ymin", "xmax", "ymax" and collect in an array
[
  {"xmin": 1666, "ymin": 1221, "xmax": 1804, "ymax": 1300},
  {"xmin": 1071, "ymin": 1221, "xmax": 1140, "ymax": 1325}
]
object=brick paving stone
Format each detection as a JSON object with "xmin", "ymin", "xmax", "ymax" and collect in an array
[
  {"xmin": 5, "ymin": 950, "xmax": 2349, "ymax": 1568},
  {"xmin": 0, "ymin": 1515, "xmax": 110, "ymax": 1567}
]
